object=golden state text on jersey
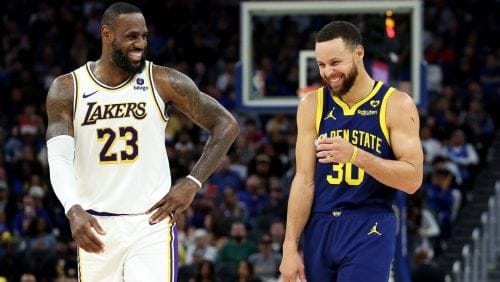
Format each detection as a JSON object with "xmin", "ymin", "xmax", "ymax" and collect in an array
[{"xmin": 313, "ymin": 81, "xmax": 397, "ymax": 213}]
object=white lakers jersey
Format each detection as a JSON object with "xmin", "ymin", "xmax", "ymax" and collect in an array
[{"xmin": 72, "ymin": 61, "xmax": 171, "ymax": 214}]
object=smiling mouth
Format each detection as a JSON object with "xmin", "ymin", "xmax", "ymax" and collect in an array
[
  {"xmin": 327, "ymin": 74, "xmax": 344, "ymax": 87},
  {"xmin": 128, "ymin": 51, "xmax": 143, "ymax": 62}
]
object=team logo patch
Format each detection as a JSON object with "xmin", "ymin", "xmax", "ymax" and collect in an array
[{"xmin": 370, "ymin": 100, "xmax": 380, "ymax": 108}]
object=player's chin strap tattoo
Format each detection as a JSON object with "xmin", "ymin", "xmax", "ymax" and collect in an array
[{"xmin": 47, "ymin": 135, "xmax": 79, "ymax": 214}]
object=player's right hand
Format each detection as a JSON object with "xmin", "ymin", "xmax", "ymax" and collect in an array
[
  {"xmin": 66, "ymin": 205, "xmax": 106, "ymax": 253},
  {"xmin": 279, "ymin": 248, "xmax": 307, "ymax": 282}
]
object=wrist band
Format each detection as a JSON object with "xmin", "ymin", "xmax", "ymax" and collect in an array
[
  {"xmin": 186, "ymin": 175, "xmax": 202, "ymax": 189},
  {"xmin": 349, "ymin": 146, "xmax": 358, "ymax": 163}
]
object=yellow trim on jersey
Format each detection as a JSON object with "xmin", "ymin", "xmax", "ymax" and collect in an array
[
  {"xmin": 166, "ymin": 217, "xmax": 173, "ymax": 281},
  {"xmin": 147, "ymin": 63, "xmax": 169, "ymax": 123},
  {"xmin": 379, "ymin": 87, "xmax": 395, "ymax": 144},
  {"xmin": 333, "ymin": 81, "xmax": 383, "ymax": 116},
  {"xmin": 315, "ymin": 87, "xmax": 324, "ymax": 133},
  {"xmin": 77, "ymin": 247, "xmax": 83, "ymax": 282}
]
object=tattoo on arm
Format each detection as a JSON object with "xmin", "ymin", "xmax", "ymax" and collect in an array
[
  {"xmin": 162, "ymin": 67, "xmax": 224, "ymax": 131},
  {"xmin": 46, "ymin": 75, "xmax": 75, "ymax": 140},
  {"xmin": 154, "ymin": 65, "xmax": 240, "ymax": 182}
]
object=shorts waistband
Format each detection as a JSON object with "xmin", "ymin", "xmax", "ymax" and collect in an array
[{"xmin": 312, "ymin": 205, "xmax": 393, "ymax": 217}]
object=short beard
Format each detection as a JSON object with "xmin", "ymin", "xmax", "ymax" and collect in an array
[
  {"xmin": 328, "ymin": 63, "xmax": 358, "ymax": 97},
  {"xmin": 111, "ymin": 40, "xmax": 145, "ymax": 75}
]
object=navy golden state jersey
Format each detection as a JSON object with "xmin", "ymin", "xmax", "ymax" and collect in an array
[{"xmin": 313, "ymin": 81, "xmax": 396, "ymax": 213}]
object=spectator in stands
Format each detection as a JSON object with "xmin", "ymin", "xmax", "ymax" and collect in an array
[
  {"xmin": 423, "ymin": 168, "xmax": 457, "ymax": 247},
  {"xmin": 202, "ymin": 210, "xmax": 228, "ymax": 250},
  {"xmin": 479, "ymin": 54, "xmax": 499, "ymax": 97},
  {"xmin": 237, "ymin": 174, "xmax": 269, "ymax": 223},
  {"xmin": 440, "ymin": 129, "xmax": 479, "ymax": 188},
  {"xmin": 12, "ymin": 194, "xmax": 51, "ymax": 237},
  {"xmin": 420, "ymin": 125, "xmax": 443, "ymax": 174},
  {"xmin": 462, "ymin": 99, "xmax": 495, "ymax": 163},
  {"xmin": 0, "ymin": 232, "xmax": 23, "ymax": 281},
  {"xmin": 193, "ymin": 259, "xmax": 218, "ymax": 282},
  {"xmin": 248, "ymin": 233, "xmax": 282, "ymax": 281},
  {"xmin": 256, "ymin": 179, "xmax": 287, "ymax": 233},
  {"xmin": 216, "ymin": 221, "xmax": 257, "ymax": 278},
  {"xmin": 268, "ymin": 220, "xmax": 285, "ymax": 255},
  {"xmin": 430, "ymin": 155, "xmax": 462, "ymax": 186},
  {"xmin": 236, "ymin": 260, "xmax": 262, "ymax": 282},
  {"xmin": 207, "ymin": 156, "xmax": 244, "ymax": 199},
  {"xmin": 411, "ymin": 246, "xmax": 445, "ymax": 282},
  {"xmin": 22, "ymin": 217, "xmax": 57, "ymax": 280},
  {"xmin": 0, "ymin": 182, "xmax": 16, "ymax": 227},
  {"xmin": 240, "ymin": 118, "xmax": 265, "ymax": 159},
  {"xmin": 185, "ymin": 228, "xmax": 217, "ymax": 265},
  {"xmin": 220, "ymin": 187, "xmax": 250, "ymax": 226},
  {"xmin": 20, "ymin": 273, "xmax": 37, "ymax": 282}
]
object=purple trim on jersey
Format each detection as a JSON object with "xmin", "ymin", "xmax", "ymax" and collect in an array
[
  {"xmin": 172, "ymin": 223, "xmax": 179, "ymax": 282},
  {"xmin": 86, "ymin": 209, "xmax": 129, "ymax": 216}
]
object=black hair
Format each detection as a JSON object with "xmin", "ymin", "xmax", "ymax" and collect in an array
[
  {"xmin": 315, "ymin": 21, "xmax": 363, "ymax": 50},
  {"xmin": 101, "ymin": 2, "xmax": 142, "ymax": 27}
]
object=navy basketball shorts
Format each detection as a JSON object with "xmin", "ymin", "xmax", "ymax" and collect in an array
[{"xmin": 303, "ymin": 207, "xmax": 397, "ymax": 282}]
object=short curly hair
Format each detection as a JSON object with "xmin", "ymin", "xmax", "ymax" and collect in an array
[{"xmin": 315, "ymin": 21, "xmax": 363, "ymax": 50}]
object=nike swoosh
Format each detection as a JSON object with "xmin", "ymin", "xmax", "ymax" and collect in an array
[{"xmin": 82, "ymin": 90, "xmax": 99, "ymax": 98}]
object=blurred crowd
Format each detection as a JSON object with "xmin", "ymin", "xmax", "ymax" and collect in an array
[{"xmin": 0, "ymin": 0, "xmax": 498, "ymax": 281}]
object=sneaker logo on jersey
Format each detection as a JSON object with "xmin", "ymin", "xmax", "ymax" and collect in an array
[
  {"xmin": 323, "ymin": 107, "xmax": 336, "ymax": 120},
  {"xmin": 83, "ymin": 90, "xmax": 99, "ymax": 99},
  {"xmin": 367, "ymin": 222, "xmax": 382, "ymax": 236}
]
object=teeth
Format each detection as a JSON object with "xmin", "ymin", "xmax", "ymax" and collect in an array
[
  {"xmin": 330, "ymin": 76, "xmax": 342, "ymax": 84},
  {"xmin": 129, "ymin": 52, "xmax": 142, "ymax": 60}
]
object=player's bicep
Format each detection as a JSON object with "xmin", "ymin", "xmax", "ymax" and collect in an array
[
  {"xmin": 294, "ymin": 93, "xmax": 318, "ymax": 181},
  {"xmin": 153, "ymin": 66, "xmax": 231, "ymax": 131},
  {"xmin": 387, "ymin": 92, "xmax": 423, "ymax": 167},
  {"xmin": 46, "ymin": 74, "xmax": 75, "ymax": 140}
]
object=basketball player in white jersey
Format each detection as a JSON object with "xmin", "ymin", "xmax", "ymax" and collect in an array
[{"xmin": 45, "ymin": 2, "xmax": 239, "ymax": 281}]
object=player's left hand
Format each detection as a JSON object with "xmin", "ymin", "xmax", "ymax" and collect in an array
[
  {"xmin": 146, "ymin": 179, "xmax": 198, "ymax": 224},
  {"xmin": 316, "ymin": 136, "xmax": 355, "ymax": 163}
]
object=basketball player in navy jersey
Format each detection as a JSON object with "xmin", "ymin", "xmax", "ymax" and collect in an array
[
  {"xmin": 280, "ymin": 21, "xmax": 423, "ymax": 282},
  {"xmin": 45, "ymin": 2, "xmax": 238, "ymax": 281}
]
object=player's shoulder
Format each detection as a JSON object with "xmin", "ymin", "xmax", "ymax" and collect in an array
[
  {"xmin": 386, "ymin": 88, "xmax": 419, "ymax": 123},
  {"xmin": 387, "ymin": 89, "xmax": 417, "ymax": 109},
  {"xmin": 48, "ymin": 73, "xmax": 74, "ymax": 95},
  {"xmin": 150, "ymin": 62, "xmax": 198, "ymax": 95},
  {"xmin": 296, "ymin": 87, "xmax": 321, "ymax": 125},
  {"xmin": 50, "ymin": 62, "xmax": 88, "ymax": 90},
  {"xmin": 53, "ymin": 72, "xmax": 74, "ymax": 84},
  {"xmin": 299, "ymin": 87, "xmax": 320, "ymax": 107},
  {"xmin": 150, "ymin": 62, "xmax": 178, "ymax": 77}
]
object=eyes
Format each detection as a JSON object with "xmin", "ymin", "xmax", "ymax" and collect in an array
[
  {"xmin": 317, "ymin": 60, "xmax": 341, "ymax": 68},
  {"xmin": 126, "ymin": 33, "xmax": 148, "ymax": 42}
]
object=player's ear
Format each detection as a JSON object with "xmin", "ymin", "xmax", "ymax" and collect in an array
[
  {"xmin": 355, "ymin": 45, "xmax": 364, "ymax": 61},
  {"xmin": 101, "ymin": 25, "xmax": 112, "ymax": 42}
]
